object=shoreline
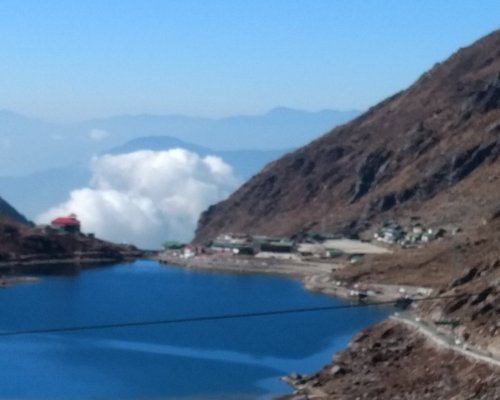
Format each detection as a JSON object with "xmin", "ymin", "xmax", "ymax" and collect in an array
[
  {"xmin": 156, "ymin": 253, "xmax": 430, "ymax": 304},
  {"xmin": 156, "ymin": 253, "xmax": 500, "ymax": 399},
  {"xmin": 0, "ymin": 254, "xmax": 143, "ymax": 287},
  {"xmin": 0, "ymin": 275, "xmax": 40, "ymax": 288},
  {"xmin": 0, "ymin": 256, "xmax": 133, "ymax": 269},
  {"xmin": 157, "ymin": 253, "xmax": 400, "ymax": 397},
  {"xmin": 3, "ymin": 253, "xmax": 497, "ymax": 398}
]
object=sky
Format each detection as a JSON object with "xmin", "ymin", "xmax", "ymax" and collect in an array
[{"xmin": 1, "ymin": 0, "xmax": 500, "ymax": 121}]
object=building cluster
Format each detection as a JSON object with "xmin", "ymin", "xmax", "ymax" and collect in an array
[
  {"xmin": 163, "ymin": 232, "xmax": 370, "ymax": 264},
  {"xmin": 210, "ymin": 233, "xmax": 296, "ymax": 255},
  {"xmin": 164, "ymin": 233, "xmax": 296, "ymax": 260},
  {"xmin": 374, "ymin": 220, "xmax": 447, "ymax": 247}
]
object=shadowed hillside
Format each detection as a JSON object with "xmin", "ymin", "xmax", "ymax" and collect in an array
[{"xmin": 0, "ymin": 196, "xmax": 30, "ymax": 225}]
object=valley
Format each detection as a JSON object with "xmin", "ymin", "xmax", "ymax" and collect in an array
[{"xmin": 1, "ymin": 13, "xmax": 499, "ymax": 399}]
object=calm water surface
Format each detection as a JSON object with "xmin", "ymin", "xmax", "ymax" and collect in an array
[{"xmin": 0, "ymin": 260, "xmax": 389, "ymax": 399}]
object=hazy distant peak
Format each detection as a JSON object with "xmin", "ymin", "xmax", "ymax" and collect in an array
[
  {"xmin": 265, "ymin": 107, "xmax": 360, "ymax": 117},
  {"xmin": 265, "ymin": 106, "xmax": 305, "ymax": 115},
  {"xmin": 0, "ymin": 109, "xmax": 42, "ymax": 123},
  {"xmin": 0, "ymin": 106, "xmax": 360, "ymax": 175},
  {"xmin": 104, "ymin": 135, "xmax": 212, "ymax": 156}
]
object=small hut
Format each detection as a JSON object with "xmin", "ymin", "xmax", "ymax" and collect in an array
[{"xmin": 51, "ymin": 213, "xmax": 81, "ymax": 234}]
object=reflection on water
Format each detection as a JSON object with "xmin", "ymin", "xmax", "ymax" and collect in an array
[{"xmin": 0, "ymin": 260, "xmax": 389, "ymax": 399}]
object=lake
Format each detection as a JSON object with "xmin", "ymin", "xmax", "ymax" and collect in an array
[{"xmin": 0, "ymin": 260, "xmax": 389, "ymax": 399}]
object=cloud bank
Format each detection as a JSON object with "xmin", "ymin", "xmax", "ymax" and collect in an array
[{"xmin": 36, "ymin": 149, "xmax": 239, "ymax": 248}]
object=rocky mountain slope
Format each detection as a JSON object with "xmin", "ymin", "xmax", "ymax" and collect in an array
[
  {"xmin": 194, "ymin": 29, "xmax": 500, "ymax": 398},
  {"xmin": 0, "ymin": 196, "xmax": 30, "ymax": 225},
  {"xmin": 195, "ymin": 29, "xmax": 500, "ymax": 244}
]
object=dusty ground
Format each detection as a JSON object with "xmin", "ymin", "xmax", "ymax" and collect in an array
[
  {"xmin": 298, "ymin": 239, "xmax": 392, "ymax": 255},
  {"xmin": 330, "ymin": 235, "xmax": 475, "ymax": 288}
]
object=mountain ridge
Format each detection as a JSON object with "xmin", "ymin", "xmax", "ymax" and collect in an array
[
  {"xmin": 0, "ymin": 107, "xmax": 359, "ymax": 179},
  {"xmin": 194, "ymin": 29, "xmax": 500, "ymax": 244},
  {"xmin": 0, "ymin": 196, "xmax": 31, "ymax": 225}
]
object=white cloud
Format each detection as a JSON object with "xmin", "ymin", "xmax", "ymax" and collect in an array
[
  {"xmin": 36, "ymin": 149, "xmax": 239, "ymax": 248},
  {"xmin": 88, "ymin": 128, "xmax": 110, "ymax": 141}
]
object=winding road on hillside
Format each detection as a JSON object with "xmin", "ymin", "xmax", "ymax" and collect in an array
[{"xmin": 392, "ymin": 313, "xmax": 500, "ymax": 368}]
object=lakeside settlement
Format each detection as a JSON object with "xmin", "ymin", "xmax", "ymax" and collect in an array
[
  {"xmin": 158, "ymin": 221, "xmax": 445, "ymax": 303},
  {"xmin": 157, "ymin": 222, "xmax": 500, "ymax": 399}
]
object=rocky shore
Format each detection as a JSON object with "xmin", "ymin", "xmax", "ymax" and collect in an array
[{"xmin": 281, "ymin": 320, "xmax": 500, "ymax": 400}]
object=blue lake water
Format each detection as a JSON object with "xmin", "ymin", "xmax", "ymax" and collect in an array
[{"xmin": 0, "ymin": 260, "xmax": 389, "ymax": 399}]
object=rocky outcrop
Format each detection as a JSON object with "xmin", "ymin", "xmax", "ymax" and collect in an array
[
  {"xmin": 464, "ymin": 72, "xmax": 500, "ymax": 114},
  {"xmin": 451, "ymin": 266, "xmax": 479, "ymax": 288},
  {"xmin": 351, "ymin": 149, "xmax": 393, "ymax": 202}
]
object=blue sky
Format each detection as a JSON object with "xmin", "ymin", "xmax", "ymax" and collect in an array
[{"xmin": 1, "ymin": 0, "xmax": 499, "ymax": 121}]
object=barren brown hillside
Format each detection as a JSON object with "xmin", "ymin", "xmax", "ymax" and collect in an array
[
  {"xmin": 194, "ymin": 29, "xmax": 500, "ymax": 244},
  {"xmin": 195, "ymin": 31, "xmax": 500, "ymax": 398}
]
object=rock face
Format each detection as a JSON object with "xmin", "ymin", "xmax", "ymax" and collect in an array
[{"xmin": 194, "ymin": 29, "xmax": 500, "ymax": 244}]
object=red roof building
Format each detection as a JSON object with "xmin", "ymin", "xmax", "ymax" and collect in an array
[{"xmin": 51, "ymin": 214, "xmax": 81, "ymax": 233}]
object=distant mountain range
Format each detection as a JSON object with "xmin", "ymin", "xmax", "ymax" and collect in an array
[
  {"xmin": 0, "ymin": 107, "xmax": 359, "ymax": 218},
  {"xmin": 105, "ymin": 136, "xmax": 290, "ymax": 180},
  {"xmin": 83, "ymin": 107, "xmax": 360, "ymax": 151},
  {"xmin": 0, "ymin": 107, "xmax": 360, "ymax": 176},
  {"xmin": 0, "ymin": 164, "xmax": 90, "ymax": 220}
]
